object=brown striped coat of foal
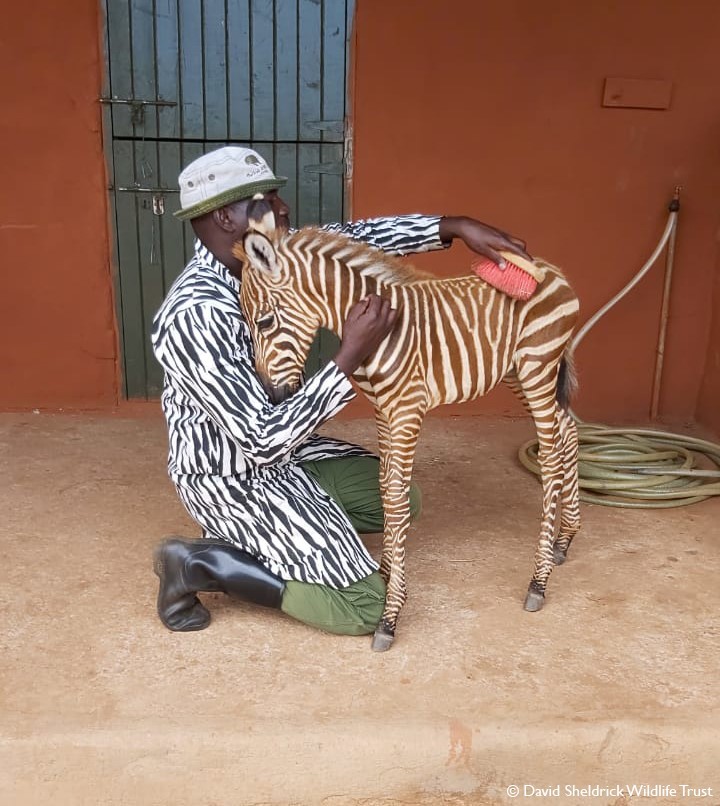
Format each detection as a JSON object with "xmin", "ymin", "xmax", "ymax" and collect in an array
[{"xmin": 236, "ymin": 226, "xmax": 581, "ymax": 651}]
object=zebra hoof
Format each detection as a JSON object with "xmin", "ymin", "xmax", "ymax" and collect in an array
[
  {"xmin": 371, "ymin": 628, "xmax": 395, "ymax": 652},
  {"xmin": 553, "ymin": 547, "xmax": 568, "ymax": 565},
  {"xmin": 524, "ymin": 590, "xmax": 545, "ymax": 612}
]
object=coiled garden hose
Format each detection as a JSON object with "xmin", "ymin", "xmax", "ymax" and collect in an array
[
  {"xmin": 519, "ymin": 425, "xmax": 720, "ymax": 509},
  {"xmin": 518, "ymin": 189, "xmax": 720, "ymax": 508}
]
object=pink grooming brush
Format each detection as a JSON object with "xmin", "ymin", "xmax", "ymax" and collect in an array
[{"xmin": 471, "ymin": 251, "xmax": 546, "ymax": 301}]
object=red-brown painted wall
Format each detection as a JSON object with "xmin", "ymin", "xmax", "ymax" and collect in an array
[
  {"xmin": 0, "ymin": 1, "xmax": 118, "ymax": 409},
  {"xmin": 350, "ymin": 0, "xmax": 720, "ymax": 426},
  {"xmin": 696, "ymin": 257, "xmax": 720, "ymax": 433},
  {"xmin": 0, "ymin": 1, "xmax": 717, "ymax": 433}
]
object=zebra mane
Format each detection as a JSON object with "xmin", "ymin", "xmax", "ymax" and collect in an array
[
  {"xmin": 279, "ymin": 227, "xmax": 437, "ymax": 285},
  {"xmin": 254, "ymin": 226, "xmax": 567, "ymax": 288}
]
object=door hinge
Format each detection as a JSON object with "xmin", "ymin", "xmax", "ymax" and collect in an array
[
  {"xmin": 303, "ymin": 162, "xmax": 345, "ymax": 176},
  {"xmin": 304, "ymin": 119, "xmax": 353, "ymax": 178},
  {"xmin": 344, "ymin": 119, "xmax": 353, "ymax": 181},
  {"xmin": 100, "ymin": 97, "xmax": 177, "ymax": 107},
  {"xmin": 109, "ymin": 186, "xmax": 179, "ymax": 194},
  {"xmin": 100, "ymin": 96, "xmax": 177, "ymax": 126},
  {"xmin": 305, "ymin": 119, "xmax": 345, "ymax": 136}
]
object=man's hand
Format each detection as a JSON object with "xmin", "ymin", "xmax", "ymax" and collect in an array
[
  {"xmin": 439, "ymin": 216, "xmax": 530, "ymax": 267},
  {"xmin": 334, "ymin": 295, "xmax": 398, "ymax": 377}
]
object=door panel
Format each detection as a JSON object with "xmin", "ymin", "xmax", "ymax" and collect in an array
[
  {"xmin": 112, "ymin": 139, "xmax": 187, "ymax": 396},
  {"xmin": 103, "ymin": 0, "xmax": 355, "ymax": 397}
]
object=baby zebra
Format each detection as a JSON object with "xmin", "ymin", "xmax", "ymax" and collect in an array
[{"xmin": 235, "ymin": 226, "xmax": 581, "ymax": 651}]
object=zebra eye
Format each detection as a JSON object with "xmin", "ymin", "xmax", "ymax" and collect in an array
[{"xmin": 256, "ymin": 313, "xmax": 275, "ymax": 332}]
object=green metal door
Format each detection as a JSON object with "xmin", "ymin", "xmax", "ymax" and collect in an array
[{"xmin": 101, "ymin": 0, "xmax": 355, "ymax": 398}]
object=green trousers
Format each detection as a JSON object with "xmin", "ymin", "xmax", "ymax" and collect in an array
[{"xmin": 279, "ymin": 455, "xmax": 422, "ymax": 635}]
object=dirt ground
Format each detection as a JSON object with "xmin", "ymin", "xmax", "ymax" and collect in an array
[{"xmin": 1, "ymin": 411, "xmax": 719, "ymax": 806}]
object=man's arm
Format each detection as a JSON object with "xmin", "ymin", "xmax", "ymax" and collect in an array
[
  {"xmin": 322, "ymin": 214, "xmax": 445, "ymax": 256},
  {"xmin": 293, "ymin": 434, "xmax": 375, "ymax": 462},
  {"xmin": 153, "ymin": 298, "xmax": 395, "ymax": 466},
  {"xmin": 323, "ymin": 214, "xmax": 529, "ymax": 265},
  {"xmin": 438, "ymin": 216, "xmax": 530, "ymax": 266}
]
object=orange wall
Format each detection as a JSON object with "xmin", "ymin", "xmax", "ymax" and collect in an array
[
  {"xmin": 351, "ymin": 0, "xmax": 720, "ymax": 426},
  {"xmin": 0, "ymin": 1, "xmax": 717, "ymax": 431},
  {"xmin": 0, "ymin": 1, "xmax": 118, "ymax": 409}
]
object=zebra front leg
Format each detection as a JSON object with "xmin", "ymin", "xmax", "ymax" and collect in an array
[
  {"xmin": 371, "ymin": 415, "xmax": 422, "ymax": 652},
  {"xmin": 371, "ymin": 464, "xmax": 413, "ymax": 652}
]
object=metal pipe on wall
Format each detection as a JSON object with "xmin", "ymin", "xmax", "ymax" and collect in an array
[{"xmin": 650, "ymin": 187, "xmax": 681, "ymax": 420}]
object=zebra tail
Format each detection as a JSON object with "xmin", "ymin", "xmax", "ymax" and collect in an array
[{"xmin": 556, "ymin": 350, "xmax": 578, "ymax": 411}]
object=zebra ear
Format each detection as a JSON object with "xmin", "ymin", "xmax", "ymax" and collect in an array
[
  {"xmin": 246, "ymin": 195, "xmax": 275, "ymax": 235},
  {"xmin": 242, "ymin": 230, "xmax": 280, "ymax": 277}
]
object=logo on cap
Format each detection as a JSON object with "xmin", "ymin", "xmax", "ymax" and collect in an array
[{"xmin": 245, "ymin": 155, "xmax": 262, "ymax": 166}]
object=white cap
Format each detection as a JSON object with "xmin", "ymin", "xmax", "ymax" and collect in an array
[{"xmin": 175, "ymin": 146, "xmax": 286, "ymax": 220}]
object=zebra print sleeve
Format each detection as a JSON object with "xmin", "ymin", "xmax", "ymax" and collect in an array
[
  {"xmin": 293, "ymin": 434, "xmax": 376, "ymax": 462},
  {"xmin": 322, "ymin": 214, "xmax": 449, "ymax": 256},
  {"xmin": 154, "ymin": 303, "xmax": 357, "ymax": 466}
]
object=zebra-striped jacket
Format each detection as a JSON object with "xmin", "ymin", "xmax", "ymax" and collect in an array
[{"xmin": 150, "ymin": 215, "xmax": 447, "ymax": 588}]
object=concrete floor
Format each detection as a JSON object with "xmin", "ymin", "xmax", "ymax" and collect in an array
[{"xmin": 1, "ymin": 411, "xmax": 719, "ymax": 806}]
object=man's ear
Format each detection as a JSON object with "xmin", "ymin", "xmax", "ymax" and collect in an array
[
  {"xmin": 239, "ymin": 230, "xmax": 280, "ymax": 276},
  {"xmin": 212, "ymin": 205, "xmax": 237, "ymax": 233}
]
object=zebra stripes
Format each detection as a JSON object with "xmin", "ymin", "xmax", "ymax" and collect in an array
[{"xmin": 238, "ymin": 227, "xmax": 581, "ymax": 650}]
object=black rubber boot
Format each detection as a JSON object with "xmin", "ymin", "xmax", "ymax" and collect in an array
[{"xmin": 153, "ymin": 536, "xmax": 286, "ymax": 632}]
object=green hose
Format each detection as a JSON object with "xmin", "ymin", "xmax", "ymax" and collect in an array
[
  {"xmin": 517, "ymin": 190, "xmax": 720, "ymax": 508},
  {"xmin": 518, "ymin": 423, "xmax": 720, "ymax": 508}
]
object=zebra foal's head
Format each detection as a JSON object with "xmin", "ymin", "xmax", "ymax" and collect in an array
[{"xmin": 236, "ymin": 229, "xmax": 322, "ymax": 404}]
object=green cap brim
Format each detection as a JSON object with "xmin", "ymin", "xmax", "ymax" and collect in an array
[{"xmin": 174, "ymin": 177, "xmax": 288, "ymax": 220}]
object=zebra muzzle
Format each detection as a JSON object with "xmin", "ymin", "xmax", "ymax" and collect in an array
[{"xmin": 265, "ymin": 382, "xmax": 295, "ymax": 405}]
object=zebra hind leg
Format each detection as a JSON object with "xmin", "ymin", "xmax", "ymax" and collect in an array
[
  {"xmin": 516, "ymin": 377, "xmax": 566, "ymax": 613},
  {"xmin": 374, "ymin": 409, "xmax": 394, "ymax": 584},
  {"xmin": 552, "ymin": 407, "xmax": 581, "ymax": 565},
  {"xmin": 504, "ymin": 373, "xmax": 572, "ymax": 569}
]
